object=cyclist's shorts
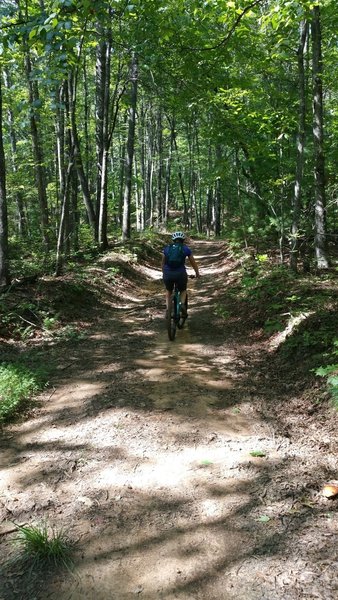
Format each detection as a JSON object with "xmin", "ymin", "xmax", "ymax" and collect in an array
[{"xmin": 163, "ymin": 271, "xmax": 188, "ymax": 292}]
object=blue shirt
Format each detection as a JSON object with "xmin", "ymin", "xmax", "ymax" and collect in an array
[{"xmin": 163, "ymin": 244, "xmax": 192, "ymax": 273}]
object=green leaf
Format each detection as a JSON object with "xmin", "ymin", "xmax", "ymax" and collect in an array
[
  {"xmin": 250, "ymin": 450, "xmax": 266, "ymax": 457},
  {"xmin": 257, "ymin": 515, "xmax": 270, "ymax": 523}
]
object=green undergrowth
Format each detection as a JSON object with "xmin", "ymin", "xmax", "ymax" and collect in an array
[
  {"xmin": 0, "ymin": 360, "xmax": 48, "ymax": 424},
  {"xmin": 1, "ymin": 234, "xmax": 165, "ymax": 423},
  {"xmin": 314, "ymin": 340, "xmax": 338, "ymax": 408},
  {"xmin": 223, "ymin": 251, "xmax": 338, "ymax": 405},
  {"xmin": 1, "ymin": 234, "xmax": 164, "ymax": 344}
]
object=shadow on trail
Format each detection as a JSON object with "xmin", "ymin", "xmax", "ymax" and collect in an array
[{"xmin": 1, "ymin": 240, "xmax": 337, "ymax": 600}]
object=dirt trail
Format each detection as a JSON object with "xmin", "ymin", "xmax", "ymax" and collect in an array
[{"xmin": 1, "ymin": 241, "xmax": 337, "ymax": 600}]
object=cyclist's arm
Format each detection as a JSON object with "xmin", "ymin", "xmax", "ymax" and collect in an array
[
  {"xmin": 188, "ymin": 255, "xmax": 200, "ymax": 277},
  {"xmin": 161, "ymin": 253, "xmax": 166, "ymax": 272}
]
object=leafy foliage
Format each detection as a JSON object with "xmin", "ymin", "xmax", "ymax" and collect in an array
[
  {"xmin": 315, "ymin": 340, "xmax": 338, "ymax": 407},
  {"xmin": 0, "ymin": 362, "xmax": 47, "ymax": 423}
]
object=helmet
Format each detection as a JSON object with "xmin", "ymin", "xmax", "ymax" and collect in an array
[{"xmin": 172, "ymin": 231, "xmax": 185, "ymax": 241}]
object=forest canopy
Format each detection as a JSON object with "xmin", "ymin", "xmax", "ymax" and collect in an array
[{"xmin": 0, "ymin": 0, "xmax": 337, "ymax": 284}]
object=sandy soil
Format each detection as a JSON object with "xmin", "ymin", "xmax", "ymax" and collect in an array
[{"xmin": 0, "ymin": 240, "xmax": 337, "ymax": 600}]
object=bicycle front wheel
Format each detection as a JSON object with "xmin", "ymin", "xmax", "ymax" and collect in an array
[{"xmin": 167, "ymin": 296, "xmax": 176, "ymax": 340}]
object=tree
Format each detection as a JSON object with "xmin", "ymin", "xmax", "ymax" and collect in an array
[
  {"xmin": 0, "ymin": 67, "xmax": 10, "ymax": 287},
  {"xmin": 122, "ymin": 53, "xmax": 138, "ymax": 241},
  {"xmin": 290, "ymin": 20, "xmax": 309, "ymax": 272},
  {"xmin": 311, "ymin": 5, "xmax": 329, "ymax": 269}
]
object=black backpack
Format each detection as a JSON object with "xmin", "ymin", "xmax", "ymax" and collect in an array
[{"xmin": 166, "ymin": 243, "xmax": 186, "ymax": 268}]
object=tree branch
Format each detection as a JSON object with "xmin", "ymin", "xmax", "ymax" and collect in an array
[{"xmin": 180, "ymin": 0, "xmax": 265, "ymax": 52}]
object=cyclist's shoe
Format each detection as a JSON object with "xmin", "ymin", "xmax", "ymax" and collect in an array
[{"xmin": 181, "ymin": 305, "xmax": 187, "ymax": 318}]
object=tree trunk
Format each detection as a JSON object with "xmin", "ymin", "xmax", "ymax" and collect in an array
[
  {"xmin": 68, "ymin": 72, "xmax": 97, "ymax": 238},
  {"xmin": 214, "ymin": 145, "xmax": 222, "ymax": 236},
  {"xmin": 235, "ymin": 148, "xmax": 248, "ymax": 247},
  {"xmin": 55, "ymin": 158, "xmax": 74, "ymax": 276},
  {"xmin": 214, "ymin": 178, "xmax": 222, "ymax": 236},
  {"xmin": 170, "ymin": 121, "xmax": 188, "ymax": 225},
  {"xmin": 25, "ymin": 52, "xmax": 49, "ymax": 248},
  {"xmin": 55, "ymin": 82, "xmax": 75, "ymax": 274},
  {"xmin": 3, "ymin": 69, "xmax": 27, "ymax": 236},
  {"xmin": 96, "ymin": 32, "xmax": 111, "ymax": 250},
  {"xmin": 164, "ymin": 120, "xmax": 174, "ymax": 226},
  {"xmin": 0, "ymin": 70, "xmax": 10, "ymax": 287},
  {"xmin": 312, "ymin": 6, "xmax": 329, "ymax": 269},
  {"xmin": 122, "ymin": 53, "xmax": 138, "ymax": 241},
  {"xmin": 156, "ymin": 109, "xmax": 163, "ymax": 226},
  {"xmin": 290, "ymin": 20, "xmax": 308, "ymax": 272}
]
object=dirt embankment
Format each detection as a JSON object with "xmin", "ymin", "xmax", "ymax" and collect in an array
[{"xmin": 0, "ymin": 239, "xmax": 337, "ymax": 600}]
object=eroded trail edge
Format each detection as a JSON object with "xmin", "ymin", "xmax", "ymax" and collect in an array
[{"xmin": 1, "ymin": 241, "xmax": 337, "ymax": 600}]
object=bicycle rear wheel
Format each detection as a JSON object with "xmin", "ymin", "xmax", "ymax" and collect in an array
[
  {"xmin": 177, "ymin": 294, "xmax": 188, "ymax": 329},
  {"xmin": 167, "ymin": 295, "xmax": 177, "ymax": 340}
]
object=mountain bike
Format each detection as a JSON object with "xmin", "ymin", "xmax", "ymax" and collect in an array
[{"xmin": 167, "ymin": 275, "xmax": 195, "ymax": 341}]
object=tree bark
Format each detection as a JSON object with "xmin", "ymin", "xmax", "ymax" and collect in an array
[
  {"xmin": 312, "ymin": 6, "xmax": 329, "ymax": 269},
  {"xmin": 96, "ymin": 32, "xmax": 111, "ymax": 250},
  {"xmin": 25, "ymin": 51, "xmax": 49, "ymax": 248},
  {"xmin": 122, "ymin": 53, "xmax": 138, "ymax": 241},
  {"xmin": 68, "ymin": 71, "xmax": 97, "ymax": 238},
  {"xmin": 0, "ymin": 70, "xmax": 10, "ymax": 287},
  {"xmin": 170, "ymin": 120, "xmax": 188, "ymax": 225},
  {"xmin": 290, "ymin": 20, "xmax": 308, "ymax": 272},
  {"xmin": 3, "ymin": 69, "xmax": 27, "ymax": 236}
]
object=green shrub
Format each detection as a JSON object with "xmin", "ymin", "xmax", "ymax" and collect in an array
[
  {"xmin": 315, "ymin": 340, "xmax": 338, "ymax": 407},
  {"xmin": 0, "ymin": 363, "xmax": 47, "ymax": 423}
]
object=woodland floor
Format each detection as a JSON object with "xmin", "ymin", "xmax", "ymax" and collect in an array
[{"xmin": 0, "ymin": 240, "xmax": 337, "ymax": 600}]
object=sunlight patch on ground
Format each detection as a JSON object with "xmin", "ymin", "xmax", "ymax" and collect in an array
[
  {"xmin": 193, "ymin": 375, "xmax": 233, "ymax": 390},
  {"xmin": 139, "ymin": 265, "xmax": 162, "ymax": 280},
  {"xmin": 98, "ymin": 445, "xmax": 250, "ymax": 491},
  {"xmin": 269, "ymin": 311, "xmax": 314, "ymax": 350}
]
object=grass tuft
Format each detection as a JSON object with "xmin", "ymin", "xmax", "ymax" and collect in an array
[{"xmin": 15, "ymin": 522, "xmax": 73, "ymax": 569}]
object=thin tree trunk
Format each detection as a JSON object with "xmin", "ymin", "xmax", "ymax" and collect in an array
[
  {"xmin": 170, "ymin": 120, "xmax": 188, "ymax": 225},
  {"xmin": 214, "ymin": 146, "xmax": 222, "ymax": 236},
  {"xmin": 312, "ymin": 6, "xmax": 329, "ymax": 269},
  {"xmin": 68, "ymin": 72, "xmax": 97, "ymax": 238},
  {"xmin": 290, "ymin": 20, "xmax": 308, "ymax": 272},
  {"xmin": 122, "ymin": 53, "xmax": 138, "ymax": 241},
  {"xmin": 214, "ymin": 178, "xmax": 221, "ymax": 236},
  {"xmin": 118, "ymin": 124, "xmax": 126, "ymax": 226},
  {"xmin": 55, "ymin": 83, "xmax": 74, "ymax": 274},
  {"xmin": 235, "ymin": 149, "xmax": 248, "ymax": 248},
  {"xmin": 55, "ymin": 158, "xmax": 74, "ymax": 276},
  {"xmin": 25, "ymin": 52, "xmax": 49, "ymax": 248},
  {"xmin": 157, "ymin": 109, "xmax": 163, "ymax": 226},
  {"xmin": 96, "ymin": 31, "xmax": 112, "ymax": 250},
  {"xmin": 0, "ymin": 70, "xmax": 10, "ymax": 287},
  {"xmin": 3, "ymin": 69, "xmax": 27, "ymax": 236},
  {"xmin": 164, "ymin": 120, "xmax": 174, "ymax": 226},
  {"xmin": 83, "ymin": 56, "xmax": 90, "ymax": 182},
  {"xmin": 194, "ymin": 124, "xmax": 203, "ymax": 233},
  {"xmin": 139, "ymin": 106, "xmax": 147, "ymax": 228}
]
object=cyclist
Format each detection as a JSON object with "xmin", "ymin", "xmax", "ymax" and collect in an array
[{"xmin": 162, "ymin": 231, "xmax": 200, "ymax": 317}]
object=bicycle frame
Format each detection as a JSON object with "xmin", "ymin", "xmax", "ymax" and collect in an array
[{"xmin": 167, "ymin": 283, "xmax": 188, "ymax": 341}]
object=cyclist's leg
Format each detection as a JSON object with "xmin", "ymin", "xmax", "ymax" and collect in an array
[
  {"xmin": 163, "ymin": 274, "xmax": 175, "ymax": 316},
  {"xmin": 176, "ymin": 272, "xmax": 188, "ymax": 315}
]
